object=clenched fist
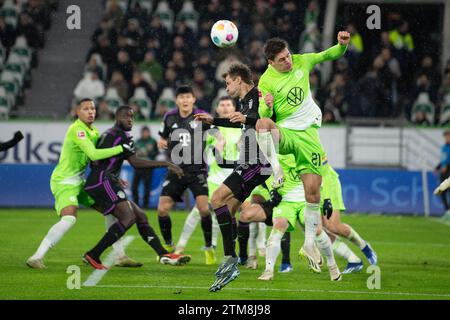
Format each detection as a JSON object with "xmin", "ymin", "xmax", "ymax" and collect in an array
[{"xmin": 337, "ymin": 31, "xmax": 350, "ymax": 45}]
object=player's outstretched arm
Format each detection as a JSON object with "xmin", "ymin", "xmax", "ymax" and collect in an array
[
  {"xmin": 194, "ymin": 113, "xmax": 241, "ymax": 128},
  {"xmin": 306, "ymin": 31, "xmax": 350, "ymax": 66},
  {"xmin": 73, "ymin": 129, "xmax": 128, "ymax": 161},
  {"xmin": 127, "ymin": 155, "xmax": 184, "ymax": 178},
  {"xmin": 0, "ymin": 131, "xmax": 24, "ymax": 152}
]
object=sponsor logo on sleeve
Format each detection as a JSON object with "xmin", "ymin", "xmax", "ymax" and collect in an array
[{"xmin": 77, "ymin": 131, "xmax": 86, "ymax": 139}]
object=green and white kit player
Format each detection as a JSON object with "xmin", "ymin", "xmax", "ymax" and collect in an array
[
  {"xmin": 240, "ymin": 154, "xmax": 341, "ymax": 281},
  {"xmin": 255, "ymin": 32, "xmax": 350, "ymax": 269},
  {"xmin": 174, "ymin": 97, "xmax": 241, "ymax": 265},
  {"xmin": 319, "ymin": 166, "xmax": 378, "ymax": 271},
  {"xmin": 27, "ymin": 99, "xmax": 138, "ymax": 269}
]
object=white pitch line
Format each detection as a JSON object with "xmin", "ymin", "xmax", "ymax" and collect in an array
[
  {"xmin": 372, "ymin": 241, "xmax": 450, "ymax": 248},
  {"xmin": 94, "ymin": 284, "xmax": 450, "ymax": 298},
  {"xmin": 82, "ymin": 235, "xmax": 135, "ymax": 287},
  {"xmin": 429, "ymin": 218, "xmax": 450, "ymax": 227}
]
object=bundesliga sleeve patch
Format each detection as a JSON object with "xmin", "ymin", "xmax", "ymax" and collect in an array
[{"xmin": 77, "ymin": 130, "xmax": 86, "ymax": 139}]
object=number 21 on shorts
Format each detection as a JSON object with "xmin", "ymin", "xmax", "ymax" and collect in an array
[{"xmin": 311, "ymin": 152, "xmax": 321, "ymax": 167}]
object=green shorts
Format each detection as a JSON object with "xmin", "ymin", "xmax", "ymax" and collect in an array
[
  {"xmin": 322, "ymin": 165, "xmax": 346, "ymax": 212},
  {"xmin": 50, "ymin": 181, "xmax": 95, "ymax": 215},
  {"xmin": 273, "ymin": 201, "xmax": 305, "ymax": 232},
  {"xmin": 278, "ymin": 125, "xmax": 327, "ymax": 176}
]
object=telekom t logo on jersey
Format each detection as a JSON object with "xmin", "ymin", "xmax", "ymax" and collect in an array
[{"xmin": 179, "ymin": 133, "xmax": 191, "ymax": 147}]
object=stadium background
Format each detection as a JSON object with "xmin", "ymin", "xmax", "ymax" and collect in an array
[{"xmin": 1, "ymin": 0, "xmax": 450, "ymax": 216}]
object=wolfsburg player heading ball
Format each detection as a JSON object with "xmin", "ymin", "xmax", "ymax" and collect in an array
[{"xmin": 210, "ymin": 20, "xmax": 239, "ymax": 48}]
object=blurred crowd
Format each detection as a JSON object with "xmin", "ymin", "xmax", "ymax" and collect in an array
[
  {"xmin": 67, "ymin": 0, "xmax": 449, "ymax": 126},
  {"xmin": 0, "ymin": 0, "xmax": 57, "ymax": 118}
]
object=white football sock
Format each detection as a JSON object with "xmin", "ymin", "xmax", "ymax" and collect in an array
[
  {"xmin": 256, "ymin": 222, "xmax": 267, "ymax": 250},
  {"xmin": 256, "ymin": 131, "xmax": 283, "ymax": 181},
  {"xmin": 265, "ymin": 229, "xmax": 284, "ymax": 272},
  {"xmin": 347, "ymin": 226, "xmax": 367, "ymax": 249},
  {"xmin": 30, "ymin": 215, "xmax": 76, "ymax": 260},
  {"xmin": 315, "ymin": 230, "xmax": 336, "ymax": 267},
  {"xmin": 304, "ymin": 202, "xmax": 320, "ymax": 251},
  {"xmin": 249, "ymin": 222, "xmax": 258, "ymax": 257},
  {"xmin": 105, "ymin": 214, "xmax": 126, "ymax": 259},
  {"xmin": 176, "ymin": 207, "xmax": 200, "ymax": 250},
  {"xmin": 211, "ymin": 211, "xmax": 219, "ymax": 248},
  {"xmin": 332, "ymin": 237, "xmax": 361, "ymax": 263}
]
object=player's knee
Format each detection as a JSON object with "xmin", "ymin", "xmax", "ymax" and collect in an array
[
  {"xmin": 239, "ymin": 211, "xmax": 251, "ymax": 223},
  {"xmin": 120, "ymin": 213, "xmax": 135, "ymax": 229},
  {"xmin": 134, "ymin": 209, "xmax": 148, "ymax": 224},
  {"xmin": 196, "ymin": 201, "xmax": 210, "ymax": 216},
  {"xmin": 324, "ymin": 221, "xmax": 339, "ymax": 234},
  {"xmin": 255, "ymin": 118, "xmax": 271, "ymax": 131},
  {"xmin": 305, "ymin": 191, "xmax": 321, "ymax": 204},
  {"xmin": 211, "ymin": 191, "xmax": 225, "ymax": 209},
  {"xmin": 273, "ymin": 218, "xmax": 288, "ymax": 231},
  {"xmin": 157, "ymin": 203, "xmax": 171, "ymax": 217}
]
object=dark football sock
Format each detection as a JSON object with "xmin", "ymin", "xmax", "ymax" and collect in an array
[
  {"xmin": 201, "ymin": 215, "xmax": 213, "ymax": 248},
  {"xmin": 88, "ymin": 222, "xmax": 126, "ymax": 259},
  {"xmin": 158, "ymin": 215, "xmax": 172, "ymax": 245},
  {"xmin": 238, "ymin": 220, "xmax": 250, "ymax": 261},
  {"xmin": 137, "ymin": 222, "xmax": 167, "ymax": 256},
  {"xmin": 214, "ymin": 205, "xmax": 236, "ymax": 257},
  {"xmin": 281, "ymin": 232, "xmax": 291, "ymax": 264}
]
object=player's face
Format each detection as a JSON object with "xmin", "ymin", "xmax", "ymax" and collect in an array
[
  {"xmin": 176, "ymin": 93, "xmax": 196, "ymax": 114},
  {"xmin": 118, "ymin": 110, "xmax": 134, "ymax": 131},
  {"xmin": 77, "ymin": 101, "xmax": 96, "ymax": 125},
  {"xmin": 216, "ymin": 99, "xmax": 235, "ymax": 118},
  {"xmin": 270, "ymin": 48, "xmax": 293, "ymax": 72},
  {"xmin": 224, "ymin": 75, "xmax": 240, "ymax": 98}
]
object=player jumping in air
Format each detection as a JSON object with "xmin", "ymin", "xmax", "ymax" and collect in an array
[
  {"xmin": 254, "ymin": 32, "xmax": 379, "ymax": 270},
  {"xmin": 174, "ymin": 96, "xmax": 241, "ymax": 265},
  {"xmin": 194, "ymin": 63, "xmax": 272, "ymax": 292},
  {"xmin": 157, "ymin": 85, "xmax": 214, "ymax": 256},
  {"xmin": 0, "ymin": 131, "xmax": 24, "ymax": 152},
  {"xmin": 83, "ymin": 106, "xmax": 191, "ymax": 269},
  {"xmin": 27, "ymin": 99, "xmax": 139, "ymax": 269}
]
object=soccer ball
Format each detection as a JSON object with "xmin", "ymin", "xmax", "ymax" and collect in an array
[{"xmin": 210, "ymin": 20, "xmax": 239, "ymax": 48}]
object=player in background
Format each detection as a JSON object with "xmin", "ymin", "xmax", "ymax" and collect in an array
[
  {"xmin": 174, "ymin": 97, "xmax": 241, "ymax": 265},
  {"xmin": 238, "ymin": 179, "xmax": 289, "ymax": 271},
  {"xmin": 194, "ymin": 63, "xmax": 272, "ymax": 292},
  {"xmin": 434, "ymin": 130, "xmax": 450, "ymax": 221},
  {"xmin": 157, "ymin": 85, "xmax": 214, "ymax": 255},
  {"xmin": 0, "ymin": 131, "xmax": 24, "ymax": 152},
  {"xmin": 83, "ymin": 106, "xmax": 190, "ymax": 269},
  {"xmin": 319, "ymin": 166, "xmax": 377, "ymax": 271},
  {"xmin": 27, "ymin": 99, "xmax": 139, "ymax": 269},
  {"xmin": 240, "ymin": 167, "xmax": 366, "ymax": 275},
  {"xmin": 255, "ymin": 32, "xmax": 376, "ymax": 270},
  {"xmin": 239, "ymin": 154, "xmax": 341, "ymax": 281}
]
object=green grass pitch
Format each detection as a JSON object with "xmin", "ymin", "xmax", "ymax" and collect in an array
[{"xmin": 0, "ymin": 209, "xmax": 449, "ymax": 300}]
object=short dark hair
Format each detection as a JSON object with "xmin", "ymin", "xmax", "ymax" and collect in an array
[
  {"xmin": 175, "ymin": 85, "xmax": 194, "ymax": 97},
  {"xmin": 115, "ymin": 105, "xmax": 133, "ymax": 118},
  {"xmin": 141, "ymin": 125, "xmax": 150, "ymax": 133},
  {"xmin": 222, "ymin": 63, "xmax": 253, "ymax": 85},
  {"xmin": 444, "ymin": 129, "xmax": 450, "ymax": 137},
  {"xmin": 77, "ymin": 98, "xmax": 94, "ymax": 108},
  {"xmin": 264, "ymin": 37, "xmax": 288, "ymax": 61},
  {"xmin": 218, "ymin": 96, "xmax": 234, "ymax": 104}
]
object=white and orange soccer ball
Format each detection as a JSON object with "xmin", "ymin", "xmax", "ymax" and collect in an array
[{"xmin": 210, "ymin": 20, "xmax": 239, "ymax": 48}]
